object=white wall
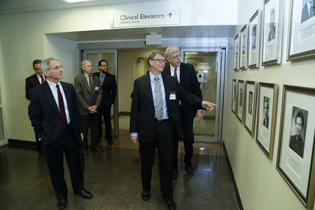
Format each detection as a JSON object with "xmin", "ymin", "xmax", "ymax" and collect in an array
[{"xmin": 224, "ymin": 0, "xmax": 315, "ymax": 209}]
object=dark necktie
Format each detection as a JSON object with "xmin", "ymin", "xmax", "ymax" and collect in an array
[
  {"xmin": 173, "ymin": 68, "xmax": 178, "ymax": 80},
  {"xmin": 88, "ymin": 75, "xmax": 93, "ymax": 92},
  {"xmin": 56, "ymin": 84, "xmax": 68, "ymax": 129},
  {"xmin": 40, "ymin": 75, "xmax": 45, "ymax": 84},
  {"xmin": 100, "ymin": 75, "xmax": 104, "ymax": 85}
]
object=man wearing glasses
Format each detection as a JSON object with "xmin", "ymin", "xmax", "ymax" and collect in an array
[
  {"xmin": 25, "ymin": 59, "xmax": 46, "ymax": 155},
  {"xmin": 93, "ymin": 60, "xmax": 117, "ymax": 146},
  {"xmin": 164, "ymin": 45, "xmax": 203, "ymax": 179},
  {"xmin": 28, "ymin": 58, "xmax": 93, "ymax": 209},
  {"xmin": 130, "ymin": 50, "xmax": 217, "ymax": 210}
]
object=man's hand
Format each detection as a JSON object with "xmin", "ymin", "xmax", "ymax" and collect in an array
[
  {"xmin": 131, "ymin": 136, "xmax": 138, "ymax": 144},
  {"xmin": 195, "ymin": 111, "xmax": 203, "ymax": 123},
  {"xmin": 80, "ymin": 133, "xmax": 84, "ymax": 141},
  {"xmin": 87, "ymin": 106, "xmax": 97, "ymax": 114},
  {"xmin": 202, "ymin": 101, "xmax": 218, "ymax": 112}
]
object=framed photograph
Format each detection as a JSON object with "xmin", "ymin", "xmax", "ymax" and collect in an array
[
  {"xmin": 262, "ymin": 0, "xmax": 284, "ymax": 65},
  {"xmin": 234, "ymin": 33, "xmax": 240, "ymax": 71},
  {"xmin": 248, "ymin": 9, "xmax": 261, "ymax": 68},
  {"xmin": 256, "ymin": 83, "xmax": 278, "ymax": 159},
  {"xmin": 240, "ymin": 24, "xmax": 248, "ymax": 70},
  {"xmin": 231, "ymin": 79, "xmax": 238, "ymax": 114},
  {"xmin": 287, "ymin": 0, "xmax": 315, "ymax": 60},
  {"xmin": 276, "ymin": 85, "xmax": 315, "ymax": 209},
  {"xmin": 237, "ymin": 80, "xmax": 245, "ymax": 123},
  {"xmin": 244, "ymin": 81, "xmax": 257, "ymax": 137}
]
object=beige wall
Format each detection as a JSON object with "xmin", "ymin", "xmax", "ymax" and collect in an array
[{"xmin": 223, "ymin": 0, "xmax": 315, "ymax": 210}]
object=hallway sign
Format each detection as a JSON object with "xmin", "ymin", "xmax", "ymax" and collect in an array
[{"xmin": 112, "ymin": 11, "xmax": 180, "ymax": 28}]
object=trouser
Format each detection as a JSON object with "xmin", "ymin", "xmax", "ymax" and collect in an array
[{"xmin": 81, "ymin": 113, "xmax": 98, "ymax": 148}]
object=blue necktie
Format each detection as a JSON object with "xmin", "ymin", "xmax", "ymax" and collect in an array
[
  {"xmin": 173, "ymin": 68, "xmax": 178, "ymax": 81},
  {"xmin": 154, "ymin": 77, "xmax": 163, "ymax": 120}
]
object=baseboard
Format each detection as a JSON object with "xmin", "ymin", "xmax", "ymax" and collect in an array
[
  {"xmin": 222, "ymin": 142, "xmax": 244, "ymax": 210},
  {"xmin": 8, "ymin": 139, "xmax": 37, "ymax": 151}
]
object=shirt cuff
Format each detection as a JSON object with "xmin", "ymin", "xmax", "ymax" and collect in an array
[{"xmin": 131, "ymin": 132, "xmax": 138, "ymax": 136}]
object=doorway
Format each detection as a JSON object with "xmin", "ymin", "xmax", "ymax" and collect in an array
[
  {"xmin": 182, "ymin": 48, "xmax": 226, "ymax": 143},
  {"xmin": 81, "ymin": 50, "xmax": 119, "ymax": 136}
]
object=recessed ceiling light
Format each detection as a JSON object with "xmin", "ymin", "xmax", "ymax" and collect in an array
[{"xmin": 63, "ymin": 0, "xmax": 94, "ymax": 3}]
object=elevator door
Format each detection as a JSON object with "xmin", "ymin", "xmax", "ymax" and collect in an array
[
  {"xmin": 82, "ymin": 50, "xmax": 118, "ymax": 136},
  {"xmin": 182, "ymin": 49, "xmax": 225, "ymax": 143}
]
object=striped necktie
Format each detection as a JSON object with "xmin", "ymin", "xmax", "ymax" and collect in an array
[{"xmin": 154, "ymin": 77, "xmax": 163, "ymax": 120}]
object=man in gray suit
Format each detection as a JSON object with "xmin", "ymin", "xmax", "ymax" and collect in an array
[{"xmin": 74, "ymin": 60, "xmax": 103, "ymax": 155}]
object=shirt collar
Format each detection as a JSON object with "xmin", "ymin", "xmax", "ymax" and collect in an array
[{"xmin": 149, "ymin": 71, "xmax": 162, "ymax": 82}]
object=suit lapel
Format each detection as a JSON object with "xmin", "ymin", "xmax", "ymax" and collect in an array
[
  {"xmin": 162, "ymin": 74, "xmax": 170, "ymax": 108},
  {"xmin": 164, "ymin": 66, "xmax": 171, "ymax": 76},
  {"xmin": 61, "ymin": 82, "xmax": 71, "ymax": 115},
  {"xmin": 81, "ymin": 74, "xmax": 92, "ymax": 95},
  {"xmin": 42, "ymin": 82, "xmax": 60, "ymax": 116},
  {"xmin": 143, "ymin": 73, "xmax": 153, "ymax": 105}
]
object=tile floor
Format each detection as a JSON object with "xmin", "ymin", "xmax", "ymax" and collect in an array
[{"xmin": 0, "ymin": 129, "xmax": 240, "ymax": 210}]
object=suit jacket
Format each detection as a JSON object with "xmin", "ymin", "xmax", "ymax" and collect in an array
[
  {"xmin": 289, "ymin": 135, "xmax": 304, "ymax": 158},
  {"xmin": 93, "ymin": 72, "xmax": 117, "ymax": 107},
  {"xmin": 25, "ymin": 74, "xmax": 44, "ymax": 100},
  {"xmin": 130, "ymin": 72, "xmax": 203, "ymax": 143},
  {"xmin": 163, "ymin": 63, "xmax": 202, "ymax": 120},
  {"xmin": 28, "ymin": 81, "xmax": 83, "ymax": 146},
  {"xmin": 263, "ymin": 116, "xmax": 269, "ymax": 129},
  {"xmin": 74, "ymin": 73, "xmax": 102, "ymax": 115}
]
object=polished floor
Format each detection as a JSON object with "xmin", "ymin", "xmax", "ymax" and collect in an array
[{"xmin": 0, "ymin": 129, "xmax": 240, "ymax": 210}]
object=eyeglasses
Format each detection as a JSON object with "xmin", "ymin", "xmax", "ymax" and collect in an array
[
  {"xmin": 100, "ymin": 65, "xmax": 108, "ymax": 67},
  {"xmin": 152, "ymin": 59, "xmax": 167, "ymax": 63},
  {"xmin": 51, "ymin": 65, "xmax": 63, "ymax": 70}
]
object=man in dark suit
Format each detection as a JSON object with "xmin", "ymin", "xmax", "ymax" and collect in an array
[
  {"xmin": 25, "ymin": 59, "xmax": 46, "ymax": 155},
  {"xmin": 93, "ymin": 60, "xmax": 116, "ymax": 146},
  {"xmin": 75, "ymin": 60, "xmax": 103, "ymax": 155},
  {"xmin": 289, "ymin": 111, "xmax": 305, "ymax": 158},
  {"xmin": 301, "ymin": 0, "xmax": 315, "ymax": 23},
  {"xmin": 130, "ymin": 50, "xmax": 217, "ymax": 210},
  {"xmin": 262, "ymin": 97, "xmax": 269, "ymax": 129},
  {"xmin": 28, "ymin": 57, "xmax": 92, "ymax": 209},
  {"xmin": 164, "ymin": 45, "xmax": 203, "ymax": 178}
]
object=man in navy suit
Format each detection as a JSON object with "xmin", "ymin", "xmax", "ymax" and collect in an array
[
  {"xmin": 130, "ymin": 50, "xmax": 217, "ymax": 210},
  {"xmin": 28, "ymin": 57, "xmax": 93, "ymax": 209},
  {"xmin": 164, "ymin": 45, "xmax": 203, "ymax": 178},
  {"xmin": 25, "ymin": 59, "xmax": 46, "ymax": 155},
  {"xmin": 93, "ymin": 60, "xmax": 117, "ymax": 146}
]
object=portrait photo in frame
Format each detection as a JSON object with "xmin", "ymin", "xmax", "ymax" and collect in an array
[
  {"xmin": 287, "ymin": 0, "xmax": 315, "ymax": 60},
  {"xmin": 234, "ymin": 33, "xmax": 240, "ymax": 71},
  {"xmin": 248, "ymin": 9, "xmax": 261, "ymax": 68},
  {"xmin": 240, "ymin": 25, "xmax": 248, "ymax": 70},
  {"xmin": 237, "ymin": 80, "xmax": 245, "ymax": 123},
  {"xmin": 276, "ymin": 85, "xmax": 315, "ymax": 209},
  {"xmin": 262, "ymin": 0, "xmax": 284, "ymax": 65},
  {"xmin": 231, "ymin": 79, "xmax": 238, "ymax": 114},
  {"xmin": 256, "ymin": 83, "xmax": 278, "ymax": 159},
  {"xmin": 244, "ymin": 81, "xmax": 257, "ymax": 137}
]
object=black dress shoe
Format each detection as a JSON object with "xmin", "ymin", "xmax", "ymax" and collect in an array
[
  {"xmin": 172, "ymin": 170, "xmax": 178, "ymax": 180},
  {"xmin": 74, "ymin": 189, "xmax": 93, "ymax": 199},
  {"xmin": 108, "ymin": 140, "xmax": 113, "ymax": 145},
  {"xmin": 141, "ymin": 191, "xmax": 150, "ymax": 201},
  {"xmin": 186, "ymin": 164, "xmax": 194, "ymax": 175},
  {"xmin": 165, "ymin": 199, "xmax": 176, "ymax": 210},
  {"xmin": 57, "ymin": 198, "xmax": 67, "ymax": 209},
  {"xmin": 91, "ymin": 146, "xmax": 104, "ymax": 152}
]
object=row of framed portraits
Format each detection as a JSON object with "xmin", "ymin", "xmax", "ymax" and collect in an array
[
  {"xmin": 234, "ymin": 0, "xmax": 315, "ymax": 70},
  {"xmin": 231, "ymin": 79, "xmax": 315, "ymax": 209}
]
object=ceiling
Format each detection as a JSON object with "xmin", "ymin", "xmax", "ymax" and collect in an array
[
  {"xmin": 0, "ymin": 0, "xmax": 171, "ymax": 15},
  {"xmin": 0, "ymin": 0, "xmax": 235, "ymax": 43}
]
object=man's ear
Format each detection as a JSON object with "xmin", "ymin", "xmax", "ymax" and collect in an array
[
  {"xmin": 166, "ymin": 57, "xmax": 171, "ymax": 62},
  {"xmin": 43, "ymin": 70, "xmax": 49, "ymax": 77},
  {"xmin": 148, "ymin": 59, "xmax": 153, "ymax": 66}
]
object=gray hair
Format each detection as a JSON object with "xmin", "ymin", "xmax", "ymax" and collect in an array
[
  {"xmin": 148, "ymin": 50, "xmax": 165, "ymax": 66},
  {"xmin": 165, "ymin": 45, "xmax": 180, "ymax": 58},
  {"xmin": 81, "ymin": 60, "xmax": 91, "ymax": 68},
  {"xmin": 41, "ymin": 57, "xmax": 59, "ymax": 71}
]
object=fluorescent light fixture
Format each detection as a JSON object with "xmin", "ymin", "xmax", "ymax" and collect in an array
[
  {"xmin": 185, "ymin": 52, "xmax": 198, "ymax": 55},
  {"xmin": 63, "ymin": 0, "xmax": 94, "ymax": 3},
  {"xmin": 203, "ymin": 70, "xmax": 209, "ymax": 73}
]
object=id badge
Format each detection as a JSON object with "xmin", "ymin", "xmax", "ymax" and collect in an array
[
  {"xmin": 95, "ymin": 87, "xmax": 99, "ymax": 91},
  {"xmin": 169, "ymin": 91, "xmax": 176, "ymax": 100}
]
